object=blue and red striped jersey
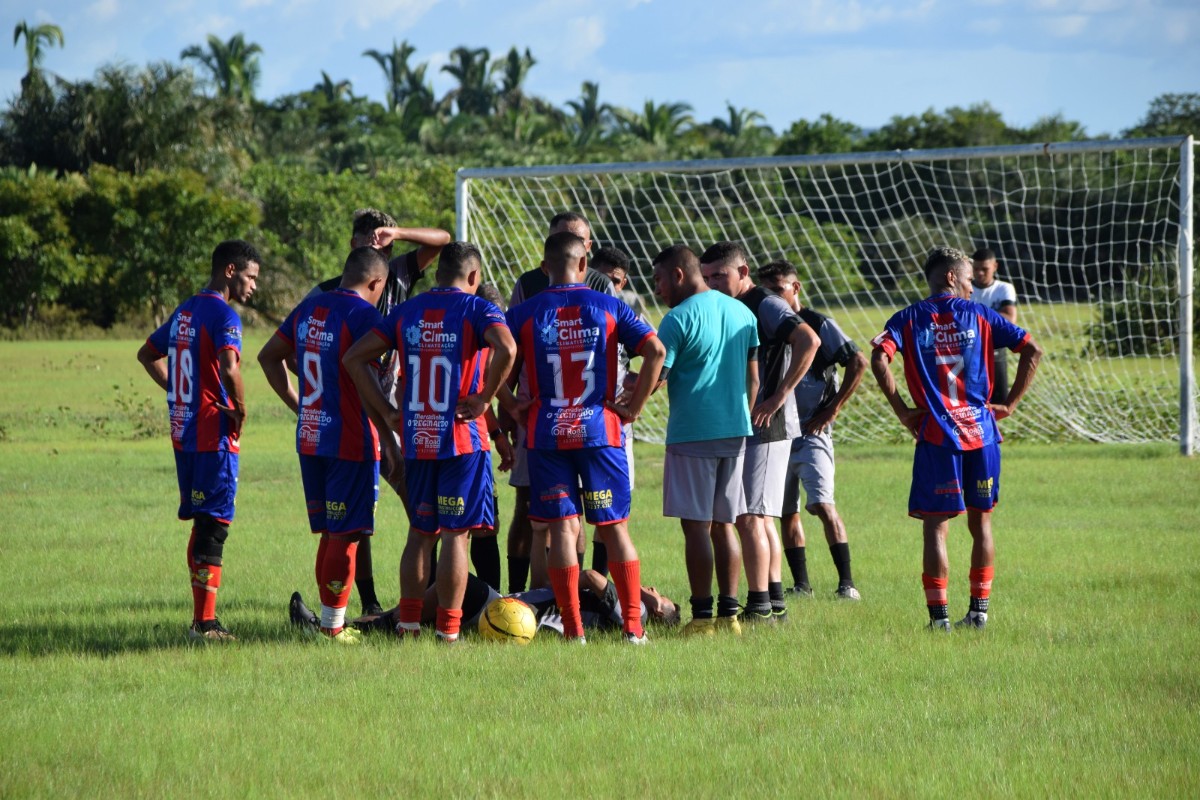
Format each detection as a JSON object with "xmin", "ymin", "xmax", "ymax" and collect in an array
[
  {"xmin": 872, "ymin": 293, "xmax": 1031, "ymax": 450},
  {"xmin": 506, "ymin": 284, "xmax": 655, "ymax": 450},
  {"xmin": 146, "ymin": 289, "xmax": 243, "ymax": 454},
  {"xmin": 276, "ymin": 288, "xmax": 384, "ymax": 462},
  {"xmin": 373, "ymin": 287, "xmax": 507, "ymax": 460}
]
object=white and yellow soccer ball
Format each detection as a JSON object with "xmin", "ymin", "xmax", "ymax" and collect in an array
[{"xmin": 479, "ymin": 597, "xmax": 537, "ymax": 644}]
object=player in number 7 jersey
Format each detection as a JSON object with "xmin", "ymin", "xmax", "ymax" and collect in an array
[
  {"xmin": 137, "ymin": 239, "xmax": 261, "ymax": 642},
  {"xmin": 502, "ymin": 231, "xmax": 666, "ymax": 644},
  {"xmin": 343, "ymin": 242, "xmax": 517, "ymax": 644},
  {"xmin": 870, "ymin": 246, "xmax": 1042, "ymax": 632}
]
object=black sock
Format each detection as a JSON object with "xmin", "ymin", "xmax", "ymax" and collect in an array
[
  {"xmin": 830, "ymin": 542, "xmax": 853, "ymax": 586},
  {"xmin": 746, "ymin": 590, "xmax": 771, "ymax": 614},
  {"xmin": 471, "ymin": 535, "xmax": 501, "ymax": 591},
  {"xmin": 928, "ymin": 604, "xmax": 949, "ymax": 621},
  {"xmin": 427, "ymin": 540, "xmax": 438, "ymax": 588},
  {"xmin": 507, "ymin": 556, "xmax": 530, "ymax": 593},
  {"xmin": 784, "ymin": 546, "xmax": 809, "ymax": 588},
  {"xmin": 768, "ymin": 581, "xmax": 785, "ymax": 611},
  {"xmin": 691, "ymin": 595, "xmax": 714, "ymax": 620},
  {"xmin": 970, "ymin": 596, "xmax": 989, "ymax": 614},
  {"xmin": 591, "ymin": 541, "xmax": 609, "ymax": 576},
  {"xmin": 717, "ymin": 594, "xmax": 740, "ymax": 618},
  {"xmin": 577, "ymin": 551, "xmax": 586, "ymax": 571},
  {"xmin": 355, "ymin": 537, "xmax": 380, "ymax": 611}
]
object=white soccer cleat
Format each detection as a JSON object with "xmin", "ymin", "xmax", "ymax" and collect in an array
[
  {"xmin": 926, "ymin": 618, "xmax": 951, "ymax": 634},
  {"xmin": 954, "ymin": 611, "xmax": 988, "ymax": 630}
]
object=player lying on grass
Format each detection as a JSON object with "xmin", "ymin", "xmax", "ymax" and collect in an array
[{"xmin": 289, "ymin": 570, "xmax": 681, "ymax": 637}]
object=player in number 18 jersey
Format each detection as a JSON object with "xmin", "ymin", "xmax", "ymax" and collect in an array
[{"xmin": 137, "ymin": 239, "xmax": 261, "ymax": 642}]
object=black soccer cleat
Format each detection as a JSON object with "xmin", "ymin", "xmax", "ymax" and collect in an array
[{"xmin": 289, "ymin": 591, "xmax": 319, "ymax": 630}]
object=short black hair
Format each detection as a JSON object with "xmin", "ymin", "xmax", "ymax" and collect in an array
[
  {"xmin": 652, "ymin": 244, "xmax": 700, "ymax": 278},
  {"xmin": 543, "ymin": 231, "xmax": 587, "ymax": 279},
  {"xmin": 342, "ymin": 246, "xmax": 389, "ymax": 285},
  {"xmin": 756, "ymin": 260, "xmax": 798, "ymax": 284},
  {"xmin": 436, "ymin": 241, "xmax": 483, "ymax": 281},
  {"xmin": 924, "ymin": 246, "xmax": 970, "ymax": 285},
  {"xmin": 351, "ymin": 208, "xmax": 397, "ymax": 240},
  {"xmin": 591, "ymin": 246, "xmax": 630, "ymax": 274},
  {"xmin": 699, "ymin": 241, "xmax": 747, "ymax": 266},
  {"xmin": 211, "ymin": 239, "xmax": 260, "ymax": 276},
  {"xmin": 972, "ymin": 247, "xmax": 997, "ymax": 262},
  {"xmin": 548, "ymin": 211, "xmax": 590, "ymax": 235},
  {"xmin": 478, "ymin": 282, "xmax": 506, "ymax": 310}
]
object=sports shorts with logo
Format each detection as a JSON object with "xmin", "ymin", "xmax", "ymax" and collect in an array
[
  {"xmin": 527, "ymin": 445, "xmax": 631, "ymax": 525},
  {"xmin": 909, "ymin": 440, "xmax": 1000, "ymax": 518},
  {"xmin": 299, "ymin": 454, "xmax": 379, "ymax": 535},
  {"xmin": 405, "ymin": 451, "xmax": 495, "ymax": 534},
  {"xmin": 174, "ymin": 450, "xmax": 238, "ymax": 524}
]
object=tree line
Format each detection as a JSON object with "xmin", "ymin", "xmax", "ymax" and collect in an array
[{"xmin": 1, "ymin": 24, "xmax": 1197, "ymax": 335}]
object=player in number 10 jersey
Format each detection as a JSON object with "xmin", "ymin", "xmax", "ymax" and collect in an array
[
  {"xmin": 344, "ymin": 242, "xmax": 517, "ymax": 644},
  {"xmin": 503, "ymin": 231, "xmax": 665, "ymax": 643}
]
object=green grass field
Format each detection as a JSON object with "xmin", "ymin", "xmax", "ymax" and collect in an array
[{"xmin": 1, "ymin": 338, "xmax": 1198, "ymax": 798}]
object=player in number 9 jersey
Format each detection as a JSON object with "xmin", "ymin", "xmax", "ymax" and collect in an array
[
  {"xmin": 871, "ymin": 246, "xmax": 1042, "ymax": 632},
  {"xmin": 137, "ymin": 239, "xmax": 261, "ymax": 642}
]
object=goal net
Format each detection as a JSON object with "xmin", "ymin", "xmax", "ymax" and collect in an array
[{"xmin": 458, "ymin": 137, "xmax": 1197, "ymax": 453}]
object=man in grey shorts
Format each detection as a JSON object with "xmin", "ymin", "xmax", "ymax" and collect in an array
[
  {"xmin": 701, "ymin": 244, "xmax": 818, "ymax": 623},
  {"xmin": 758, "ymin": 261, "xmax": 867, "ymax": 600},
  {"xmin": 652, "ymin": 244, "xmax": 761, "ymax": 636}
]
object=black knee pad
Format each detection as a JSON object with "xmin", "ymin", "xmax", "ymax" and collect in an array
[{"xmin": 192, "ymin": 516, "xmax": 229, "ymax": 566}]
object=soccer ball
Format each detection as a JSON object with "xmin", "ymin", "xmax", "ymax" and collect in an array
[{"xmin": 479, "ymin": 597, "xmax": 537, "ymax": 644}]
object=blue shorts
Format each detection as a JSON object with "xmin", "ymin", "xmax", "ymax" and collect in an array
[
  {"xmin": 909, "ymin": 441, "xmax": 1000, "ymax": 518},
  {"xmin": 174, "ymin": 450, "xmax": 238, "ymax": 524},
  {"xmin": 528, "ymin": 446, "xmax": 631, "ymax": 526},
  {"xmin": 299, "ymin": 454, "xmax": 379, "ymax": 536},
  {"xmin": 405, "ymin": 452, "xmax": 495, "ymax": 535}
]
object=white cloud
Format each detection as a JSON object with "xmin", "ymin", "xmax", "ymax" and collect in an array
[
  {"xmin": 1042, "ymin": 13, "xmax": 1089, "ymax": 36},
  {"xmin": 348, "ymin": 0, "xmax": 443, "ymax": 32},
  {"xmin": 564, "ymin": 15, "xmax": 606, "ymax": 70},
  {"xmin": 754, "ymin": 0, "xmax": 937, "ymax": 35},
  {"xmin": 88, "ymin": 0, "xmax": 119, "ymax": 21},
  {"xmin": 968, "ymin": 17, "xmax": 1006, "ymax": 34},
  {"xmin": 239, "ymin": 0, "xmax": 275, "ymax": 8}
]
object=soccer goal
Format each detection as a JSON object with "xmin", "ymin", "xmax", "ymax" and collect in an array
[{"xmin": 457, "ymin": 136, "xmax": 1197, "ymax": 454}]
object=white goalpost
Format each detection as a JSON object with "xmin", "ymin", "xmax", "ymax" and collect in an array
[{"xmin": 457, "ymin": 136, "xmax": 1197, "ymax": 454}]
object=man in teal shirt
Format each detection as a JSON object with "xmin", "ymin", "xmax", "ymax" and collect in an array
[{"xmin": 651, "ymin": 244, "xmax": 760, "ymax": 636}]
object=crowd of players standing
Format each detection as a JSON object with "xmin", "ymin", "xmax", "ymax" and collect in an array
[{"xmin": 137, "ymin": 208, "xmax": 1041, "ymax": 644}]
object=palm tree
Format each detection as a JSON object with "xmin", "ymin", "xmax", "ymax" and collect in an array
[
  {"xmin": 565, "ymin": 81, "xmax": 614, "ymax": 145},
  {"xmin": 490, "ymin": 46, "xmax": 536, "ymax": 113},
  {"xmin": 440, "ymin": 46, "xmax": 493, "ymax": 116},
  {"xmin": 12, "ymin": 20, "xmax": 64, "ymax": 89},
  {"xmin": 317, "ymin": 71, "xmax": 352, "ymax": 104},
  {"xmin": 180, "ymin": 33, "xmax": 263, "ymax": 104},
  {"xmin": 708, "ymin": 101, "xmax": 771, "ymax": 156},
  {"xmin": 617, "ymin": 100, "xmax": 693, "ymax": 147},
  {"xmin": 362, "ymin": 40, "xmax": 415, "ymax": 114}
]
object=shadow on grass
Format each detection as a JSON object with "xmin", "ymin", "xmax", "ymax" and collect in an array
[{"xmin": 0, "ymin": 597, "xmax": 307, "ymax": 657}]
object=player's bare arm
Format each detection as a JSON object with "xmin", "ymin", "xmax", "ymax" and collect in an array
[
  {"xmin": 870, "ymin": 346, "xmax": 922, "ymax": 437},
  {"xmin": 752, "ymin": 321, "xmax": 818, "ymax": 428},
  {"xmin": 803, "ymin": 350, "xmax": 868, "ymax": 435},
  {"xmin": 990, "ymin": 335, "xmax": 1043, "ymax": 420},
  {"xmin": 372, "ymin": 226, "xmax": 452, "ymax": 272},
  {"xmin": 136, "ymin": 342, "xmax": 169, "ymax": 392},
  {"xmin": 456, "ymin": 325, "xmax": 517, "ymax": 421},
  {"xmin": 256, "ymin": 335, "xmax": 300, "ymax": 415},
  {"xmin": 216, "ymin": 348, "xmax": 247, "ymax": 437},
  {"xmin": 342, "ymin": 332, "xmax": 399, "ymax": 432},
  {"xmin": 485, "ymin": 407, "xmax": 514, "ymax": 472},
  {"xmin": 607, "ymin": 335, "xmax": 666, "ymax": 423}
]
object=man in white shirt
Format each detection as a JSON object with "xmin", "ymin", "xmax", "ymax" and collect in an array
[{"xmin": 971, "ymin": 248, "xmax": 1019, "ymax": 404}]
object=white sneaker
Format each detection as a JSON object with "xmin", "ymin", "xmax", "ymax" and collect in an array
[
  {"xmin": 926, "ymin": 618, "xmax": 951, "ymax": 633},
  {"xmin": 835, "ymin": 585, "xmax": 861, "ymax": 601},
  {"xmin": 624, "ymin": 631, "xmax": 648, "ymax": 645}
]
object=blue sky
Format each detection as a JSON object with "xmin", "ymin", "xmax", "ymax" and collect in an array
[{"xmin": 3, "ymin": 0, "xmax": 1197, "ymax": 138}]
